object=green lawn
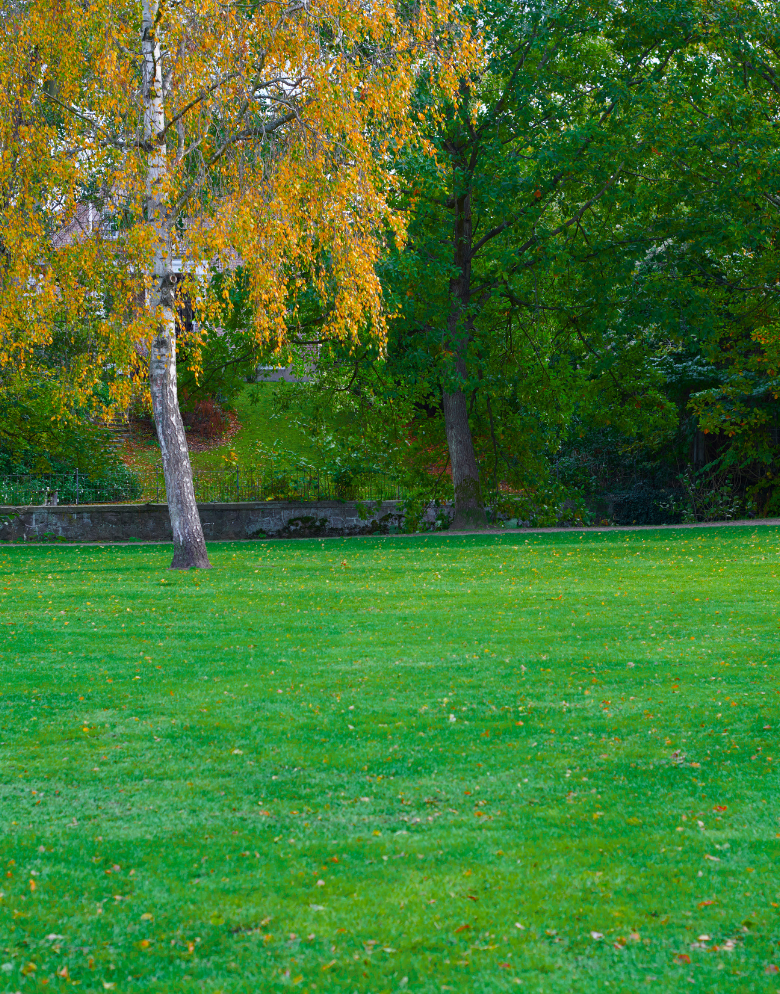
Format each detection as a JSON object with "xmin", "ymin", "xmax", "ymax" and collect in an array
[{"xmin": 1, "ymin": 527, "xmax": 778, "ymax": 993}]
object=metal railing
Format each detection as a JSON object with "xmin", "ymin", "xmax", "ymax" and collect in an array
[
  {"xmin": 0, "ymin": 468, "xmax": 142, "ymax": 506},
  {"xmin": 134, "ymin": 466, "xmax": 409, "ymax": 504},
  {"xmin": 0, "ymin": 466, "xmax": 410, "ymax": 506}
]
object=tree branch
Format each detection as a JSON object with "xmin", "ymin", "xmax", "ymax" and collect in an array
[
  {"xmin": 169, "ymin": 110, "xmax": 298, "ymax": 220},
  {"xmin": 161, "ymin": 72, "xmax": 241, "ymax": 141}
]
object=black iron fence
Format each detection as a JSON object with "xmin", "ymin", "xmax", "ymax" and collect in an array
[
  {"xmin": 0, "ymin": 465, "xmax": 410, "ymax": 506},
  {"xmin": 135, "ymin": 465, "xmax": 409, "ymax": 503},
  {"xmin": 0, "ymin": 468, "xmax": 142, "ymax": 506}
]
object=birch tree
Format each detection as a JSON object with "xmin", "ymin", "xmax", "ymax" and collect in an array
[{"xmin": 0, "ymin": 0, "xmax": 471, "ymax": 566}]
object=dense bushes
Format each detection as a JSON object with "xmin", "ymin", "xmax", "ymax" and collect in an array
[
  {"xmin": 180, "ymin": 396, "xmax": 229, "ymax": 438},
  {"xmin": 608, "ymin": 484, "xmax": 684, "ymax": 526}
]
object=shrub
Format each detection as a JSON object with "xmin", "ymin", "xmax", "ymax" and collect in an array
[
  {"xmin": 609, "ymin": 484, "xmax": 684, "ymax": 526},
  {"xmin": 180, "ymin": 397, "xmax": 229, "ymax": 438}
]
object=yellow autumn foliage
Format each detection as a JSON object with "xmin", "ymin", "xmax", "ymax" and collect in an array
[{"xmin": 0, "ymin": 0, "xmax": 479, "ymax": 420}]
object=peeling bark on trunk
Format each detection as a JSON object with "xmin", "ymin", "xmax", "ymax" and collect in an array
[
  {"xmin": 142, "ymin": 1, "xmax": 210, "ymax": 569},
  {"xmin": 442, "ymin": 181, "xmax": 486, "ymax": 530},
  {"xmin": 150, "ymin": 273, "xmax": 210, "ymax": 568}
]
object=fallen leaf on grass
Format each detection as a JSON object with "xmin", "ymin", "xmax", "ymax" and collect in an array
[
  {"xmin": 454, "ymin": 924, "xmax": 470, "ymax": 934},
  {"xmin": 590, "ymin": 931, "xmax": 603, "ymax": 940},
  {"xmin": 675, "ymin": 953, "xmax": 691, "ymax": 964}
]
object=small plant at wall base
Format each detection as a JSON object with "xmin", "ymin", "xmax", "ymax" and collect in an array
[{"xmin": 487, "ymin": 483, "xmax": 593, "ymax": 529}]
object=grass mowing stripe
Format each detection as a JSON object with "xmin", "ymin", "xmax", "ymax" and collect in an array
[{"xmin": 0, "ymin": 527, "xmax": 778, "ymax": 992}]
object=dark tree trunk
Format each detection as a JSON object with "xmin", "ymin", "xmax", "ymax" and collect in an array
[
  {"xmin": 442, "ymin": 180, "xmax": 486, "ymax": 530},
  {"xmin": 150, "ymin": 273, "xmax": 211, "ymax": 570},
  {"xmin": 443, "ymin": 358, "xmax": 485, "ymax": 529}
]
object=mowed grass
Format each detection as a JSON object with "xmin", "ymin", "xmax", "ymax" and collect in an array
[{"xmin": 1, "ymin": 527, "xmax": 779, "ymax": 994}]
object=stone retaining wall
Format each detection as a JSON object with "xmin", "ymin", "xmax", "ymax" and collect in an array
[{"xmin": 0, "ymin": 500, "xmax": 444, "ymax": 543}]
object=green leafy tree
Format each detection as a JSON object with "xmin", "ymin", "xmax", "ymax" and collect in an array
[
  {"xmin": 652, "ymin": 1, "xmax": 780, "ymax": 507},
  {"xmin": 384, "ymin": 0, "xmax": 707, "ymax": 526}
]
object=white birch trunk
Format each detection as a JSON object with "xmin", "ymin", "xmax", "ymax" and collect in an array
[{"xmin": 142, "ymin": 1, "xmax": 210, "ymax": 568}]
